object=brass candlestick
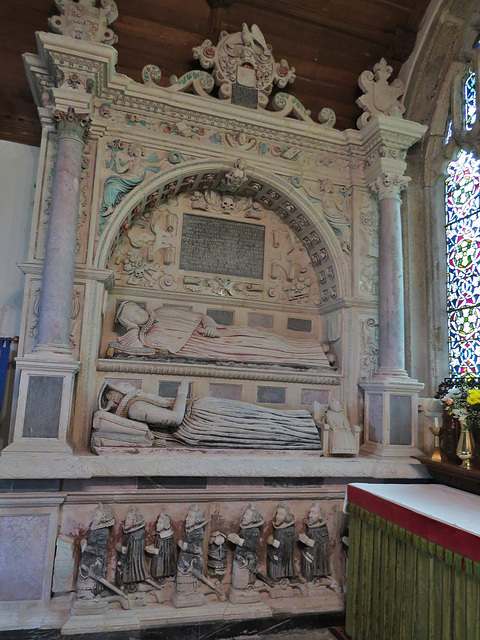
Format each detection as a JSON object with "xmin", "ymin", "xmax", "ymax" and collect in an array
[{"xmin": 427, "ymin": 417, "xmax": 448, "ymax": 463}]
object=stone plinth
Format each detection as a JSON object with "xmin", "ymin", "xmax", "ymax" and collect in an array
[{"xmin": 361, "ymin": 377, "xmax": 424, "ymax": 456}]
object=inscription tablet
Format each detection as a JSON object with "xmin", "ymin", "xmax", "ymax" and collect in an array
[{"xmin": 180, "ymin": 214, "xmax": 265, "ymax": 279}]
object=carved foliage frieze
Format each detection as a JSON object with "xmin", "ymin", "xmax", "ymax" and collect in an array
[
  {"xmin": 359, "ymin": 317, "xmax": 379, "ymax": 380},
  {"xmin": 358, "ymin": 191, "xmax": 379, "ymax": 297},
  {"xmin": 93, "ymin": 100, "xmax": 349, "ymax": 170}
]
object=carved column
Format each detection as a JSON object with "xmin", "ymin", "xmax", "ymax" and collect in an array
[
  {"xmin": 36, "ymin": 108, "xmax": 90, "ymax": 354},
  {"xmin": 370, "ymin": 173, "xmax": 409, "ymax": 377},
  {"xmin": 356, "ymin": 112, "xmax": 427, "ymax": 456},
  {"xmin": 4, "ymin": 107, "xmax": 90, "ymax": 456}
]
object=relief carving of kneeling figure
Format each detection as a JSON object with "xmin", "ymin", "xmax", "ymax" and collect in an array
[
  {"xmin": 107, "ymin": 301, "xmax": 330, "ymax": 369},
  {"xmin": 92, "ymin": 379, "xmax": 322, "ymax": 451}
]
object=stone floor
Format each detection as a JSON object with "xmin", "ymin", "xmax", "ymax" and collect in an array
[
  {"xmin": 0, "ymin": 614, "xmax": 346, "ymax": 640},
  {"xmin": 234, "ymin": 630, "xmax": 337, "ymax": 639}
]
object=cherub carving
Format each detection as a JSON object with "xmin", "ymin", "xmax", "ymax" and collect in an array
[{"xmin": 219, "ymin": 159, "xmax": 248, "ymax": 192}]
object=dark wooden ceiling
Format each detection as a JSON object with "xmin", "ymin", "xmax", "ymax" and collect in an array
[{"xmin": 0, "ymin": 0, "xmax": 432, "ymax": 146}]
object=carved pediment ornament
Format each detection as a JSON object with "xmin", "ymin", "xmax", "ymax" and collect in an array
[
  {"xmin": 193, "ymin": 25, "xmax": 295, "ymax": 99},
  {"xmin": 48, "ymin": 0, "xmax": 118, "ymax": 45},
  {"xmin": 139, "ymin": 24, "xmax": 331, "ymax": 123},
  {"xmin": 357, "ymin": 58, "xmax": 405, "ymax": 129}
]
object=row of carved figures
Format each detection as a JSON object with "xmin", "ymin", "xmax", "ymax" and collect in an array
[{"xmin": 73, "ymin": 500, "xmax": 337, "ymax": 613}]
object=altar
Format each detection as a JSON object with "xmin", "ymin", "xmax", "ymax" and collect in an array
[{"xmin": 346, "ymin": 483, "xmax": 480, "ymax": 640}]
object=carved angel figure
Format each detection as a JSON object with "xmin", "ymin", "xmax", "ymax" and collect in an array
[{"xmin": 100, "ymin": 142, "xmax": 163, "ymax": 223}]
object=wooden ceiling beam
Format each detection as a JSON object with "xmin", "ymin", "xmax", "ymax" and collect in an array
[{"xmin": 240, "ymin": 0, "xmax": 393, "ymax": 47}]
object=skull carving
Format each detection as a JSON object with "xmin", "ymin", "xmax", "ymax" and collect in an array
[{"xmin": 221, "ymin": 196, "xmax": 235, "ymax": 214}]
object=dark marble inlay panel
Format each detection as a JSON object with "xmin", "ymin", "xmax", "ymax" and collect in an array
[
  {"xmin": 301, "ymin": 389, "xmax": 329, "ymax": 405},
  {"xmin": 22, "ymin": 376, "xmax": 62, "ymax": 438},
  {"xmin": 248, "ymin": 312, "xmax": 274, "ymax": 329},
  {"xmin": 209, "ymin": 383, "xmax": 242, "ymax": 400},
  {"xmin": 0, "ymin": 514, "xmax": 49, "ymax": 601},
  {"xmin": 206, "ymin": 309, "xmax": 234, "ymax": 325},
  {"xmin": 287, "ymin": 317, "xmax": 312, "ymax": 332},
  {"xmin": 231, "ymin": 82, "xmax": 259, "ymax": 109},
  {"xmin": 158, "ymin": 380, "xmax": 185, "ymax": 399},
  {"xmin": 257, "ymin": 386, "xmax": 286, "ymax": 404}
]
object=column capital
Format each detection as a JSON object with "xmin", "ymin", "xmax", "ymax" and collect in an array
[
  {"xmin": 369, "ymin": 173, "xmax": 410, "ymax": 200},
  {"xmin": 52, "ymin": 107, "xmax": 91, "ymax": 144}
]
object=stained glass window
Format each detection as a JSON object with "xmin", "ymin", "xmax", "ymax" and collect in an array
[
  {"xmin": 444, "ymin": 116, "xmax": 453, "ymax": 145},
  {"xmin": 446, "ymin": 150, "xmax": 480, "ymax": 374},
  {"xmin": 464, "ymin": 70, "xmax": 477, "ymax": 131}
]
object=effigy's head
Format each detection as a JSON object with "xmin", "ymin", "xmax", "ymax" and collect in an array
[
  {"xmin": 275, "ymin": 501, "xmax": 294, "ymax": 526},
  {"xmin": 91, "ymin": 503, "xmax": 115, "ymax": 530},
  {"xmin": 307, "ymin": 501, "xmax": 324, "ymax": 526},
  {"xmin": 124, "ymin": 506, "xmax": 144, "ymax": 532},
  {"xmin": 186, "ymin": 503, "xmax": 205, "ymax": 529},
  {"xmin": 328, "ymin": 398, "xmax": 341, "ymax": 412},
  {"xmin": 128, "ymin": 142, "xmax": 145, "ymax": 157},
  {"xmin": 242, "ymin": 502, "xmax": 263, "ymax": 527},
  {"xmin": 156, "ymin": 513, "xmax": 171, "ymax": 532},
  {"xmin": 115, "ymin": 301, "xmax": 149, "ymax": 328}
]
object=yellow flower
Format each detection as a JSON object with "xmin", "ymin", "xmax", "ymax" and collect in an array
[{"xmin": 467, "ymin": 389, "xmax": 480, "ymax": 405}]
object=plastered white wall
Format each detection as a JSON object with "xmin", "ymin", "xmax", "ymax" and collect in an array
[{"xmin": 0, "ymin": 140, "xmax": 39, "ymax": 337}]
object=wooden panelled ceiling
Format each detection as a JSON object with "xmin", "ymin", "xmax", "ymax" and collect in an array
[{"xmin": 0, "ymin": 0, "xmax": 432, "ymax": 146}]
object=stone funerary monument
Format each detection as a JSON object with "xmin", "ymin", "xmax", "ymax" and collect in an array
[{"xmin": 0, "ymin": 1, "xmax": 429, "ymax": 634}]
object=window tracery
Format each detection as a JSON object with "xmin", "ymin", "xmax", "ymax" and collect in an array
[{"xmin": 445, "ymin": 150, "xmax": 480, "ymax": 374}]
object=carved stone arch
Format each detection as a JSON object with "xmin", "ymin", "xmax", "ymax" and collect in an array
[
  {"xmin": 95, "ymin": 159, "xmax": 350, "ymax": 303},
  {"xmin": 400, "ymin": 0, "xmax": 480, "ymax": 391}
]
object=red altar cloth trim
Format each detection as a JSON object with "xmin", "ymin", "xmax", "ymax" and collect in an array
[{"xmin": 348, "ymin": 484, "xmax": 480, "ymax": 564}]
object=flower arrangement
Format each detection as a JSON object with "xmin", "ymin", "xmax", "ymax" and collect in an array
[{"xmin": 437, "ymin": 377, "xmax": 480, "ymax": 429}]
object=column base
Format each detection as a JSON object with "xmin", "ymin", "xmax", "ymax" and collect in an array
[
  {"xmin": 361, "ymin": 442, "xmax": 423, "ymax": 457},
  {"xmin": 360, "ymin": 375, "xmax": 424, "ymax": 457},
  {"xmin": 32, "ymin": 343, "xmax": 75, "ymax": 359}
]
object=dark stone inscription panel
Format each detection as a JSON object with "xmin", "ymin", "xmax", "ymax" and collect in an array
[
  {"xmin": 207, "ymin": 309, "xmax": 234, "ymax": 326},
  {"xmin": 180, "ymin": 214, "xmax": 265, "ymax": 279},
  {"xmin": 158, "ymin": 381, "xmax": 191, "ymax": 399},
  {"xmin": 257, "ymin": 386, "xmax": 286, "ymax": 404},
  {"xmin": 23, "ymin": 376, "xmax": 63, "ymax": 438},
  {"xmin": 287, "ymin": 317, "xmax": 312, "ymax": 332},
  {"xmin": 231, "ymin": 83, "xmax": 259, "ymax": 110}
]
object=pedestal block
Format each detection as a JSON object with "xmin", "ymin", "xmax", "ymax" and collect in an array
[
  {"xmin": 3, "ymin": 355, "xmax": 80, "ymax": 455},
  {"xmin": 361, "ymin": 376, "xmax": 424, "ymax": 456}
]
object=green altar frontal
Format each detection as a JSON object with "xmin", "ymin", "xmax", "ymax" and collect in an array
[{"xmin": 346, "ymin": 483, "xmax": 480, "ymax": 640}]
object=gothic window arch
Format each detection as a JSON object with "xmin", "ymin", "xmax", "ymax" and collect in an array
[{"xmin": 445, "ymin": 58, "xmax": 479, "ymax": 375}]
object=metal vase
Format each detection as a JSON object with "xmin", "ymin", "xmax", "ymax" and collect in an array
[{"xmin": 456, "ymin": 418, "xmax": 475, "ymax": 469}]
